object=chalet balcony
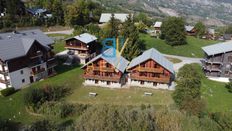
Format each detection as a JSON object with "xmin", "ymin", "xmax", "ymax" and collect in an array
[
  {"xmin": 83, "ymin": 74, "xmax": 121, "ymax": 82},
  {"xmin": 0, "ymin": 79, "xmax": 10, "ymax": 85},
  {"xmin": 203, "ymin": 66, "xmax": 221, "ymax": 72},
  {"xmin": 31, "ymin": 68, "xmax": 46, "ymax": 76},
  {"xmin": 78, "ymin": 53, "xmax": 89, "ymax": 58},
  {"xmin": 28, "ymin": 58, "xmax": 44, "ymax": 67},
  {"xmin": 136, "ymin": 67, "xmax": 163, "ymax": 73},
  {"xmin": 0, "ymin": 70, "xmax": 7, "ymax": 75},
  {"xmin": 204, "ymin": 58, "xmax": 223, "ymax": 64},
  {"xmin": 92, "ymin": 67, "xmax": 115, "ymax": 72},
  {"xmin": 30, "ymin": 51, "xmax": 43, "ymax": 59},
  {"xmin": 47, "ymin": 58, "xmax": 58, "ymax": 69},
  {"xmin": 130, "ymin": 75, "xmax": 170, "ymax": 84},
  {"xmin": 65, "ymin": 45, "xmax": 88, "ymax": 50}
]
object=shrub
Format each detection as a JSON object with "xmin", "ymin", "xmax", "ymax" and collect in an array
[
  {"xmin": 60, "ymin": 103, "xmax": 76, "ymax": 118},
  {"xmin": 225, "ymin": 82, "xmax": 232, "ymax": 93},
  {"xmin": 27, "ymin": 120, "xmax": 56, "ymax": 131},
  {"xmin": 211, "ymin": 112, "xmax": 232, "ymax": 130},
  {"xmin": 1, "ymin": 87, "xmax": 16, "ymax": 97},
  {"xmin": 24, "ymin": 85, "xmax": 71, "ymax": 109}
]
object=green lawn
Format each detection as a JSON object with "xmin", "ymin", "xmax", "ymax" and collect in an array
[
  {"xmin": 201, "ymin": 78, "xmax": 232, "ymax": 112},
  {"xmin": 141, "ymin": 34, "xmax": 218, "ymax": 58},
  {"xmin": 53, "ymin": 40, "xmax": 66, "ymax": 54}
]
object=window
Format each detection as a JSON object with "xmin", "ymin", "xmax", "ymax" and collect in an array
[
  {"xmin": 95, "ymin": 80, "xmax": 99, "ymax": 84},
  {"xmin": 140, "ymin": 81, "xmax": 144, "ymax": 85},
  {"xmin": 22, "ymin": 79, "xmax": 25, "ymax": 83},
  {"xmin": 107, "ymin": 81, "xmax": 111, "ymax": 85},
  {"xmin": 153, "ymin": 82, "xmax": 157, "ymax": 86},
  {"xmin": 20, "ymin": 70, "xmax": 24, "ymax": 74}
]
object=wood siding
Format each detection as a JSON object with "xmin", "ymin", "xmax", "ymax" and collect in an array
[
  {"xmin": 83, "ymin": 58, "xmax": 123, "ymax": 82},
  {"xmin": 128, "ymin": 59, "xmax": 172, "ymax": 84}
]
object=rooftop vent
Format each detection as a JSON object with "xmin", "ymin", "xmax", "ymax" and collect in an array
[{"xmin": 7, "ymin": 36, "xmax": 12, "ymax": 39}]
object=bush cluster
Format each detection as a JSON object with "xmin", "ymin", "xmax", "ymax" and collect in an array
[
  {"xmin": 1, "ymin": 87, "xmax": 16, "ymax": 97},
  {"xmin": 24, "ymin": 85, "xmax": 70, "ymax": 109}
]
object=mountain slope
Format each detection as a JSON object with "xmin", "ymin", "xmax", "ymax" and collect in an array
[{"xmin": 98, "ymin": 0, "xmax": 232, "ymax": 26}]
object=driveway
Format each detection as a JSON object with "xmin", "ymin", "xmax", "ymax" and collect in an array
[
  {"xmin": 44, "ymin": 29, "xmax": 74, "ymax": 35},
  {"xmin": 163, "ymin": 54, "xmax": 202, "ymax": 72}
]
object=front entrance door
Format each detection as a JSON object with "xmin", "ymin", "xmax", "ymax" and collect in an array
[{"xmin": 30, "ymin": 76, "xmax": 34, "ymax": 83}]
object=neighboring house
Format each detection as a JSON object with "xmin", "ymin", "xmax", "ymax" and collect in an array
[
  {"xmin": 223, "ymin": 34, "xmax": 232, "ymax": 41},
  {"xmin": 153, "ymin": 22, "xmax": 162, "ymax": 36},
  {"xmin": 82, "ymin": 48, "xmax": 129, "ymax": 88},
  {"xmin": 0, "ymin": 29, "xmax": 57, "ymax": 89},
  {"xmin": 185, "ymin": 25, "xmax": 196, "ymax": 36},
  {"xmin": 99, "ymin": 13, "xmax": 130, "ymax": 23},
  {"xmin": 127, "ymin": 48, "xmax": 175, "ymax": 89},
  {"xmin": 65, "ymin": 33, "xmax": 100, "ymax": 64},
  {"xmin": 26, "ymin": 8, "xmax": 52, "ymax": 18},
  {"xmin": 205, "ymin": 28, "xmax": 215, "ymax": 40},
  {"xmin": 202, "ymin": 41, "xmax": 232, "ymax": 78}
]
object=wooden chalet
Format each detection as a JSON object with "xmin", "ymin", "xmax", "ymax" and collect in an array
[
  {"xmin": 127, "ymin": 48, "xmax": 175, "ymax": 89},
  {"xmin": 0, "ymin": 30, "xmax": 57, "ymax": 89},
  {"xmin": 154, "ymin": 22, "xmax": 162, "ymax": 36},
  {"xmin": 185, "ymin": 25, "xmax": 196, "ymax": 36},
  {"xmin": 65, "ymin": 33, "xmax": 100, "ymax": 64},
  {"xmin": 202, "ymin": 41, "xmax": 232, "ymax": 78},
  {"xmin": 81, "ymin": 48, "xmax": 129, "ymax": 88}
]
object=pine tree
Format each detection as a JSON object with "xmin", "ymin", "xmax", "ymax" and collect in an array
[
  {"xmin": 108, "ymin": 14, "xmax": 120, "ymax": 38},
  {"xmin": 121, "ymin": 14, "xmax": 145, "ymax": 61},
  {"xmin": 161, "ymin": 17, "xmax": 187, "ymax": 46}
]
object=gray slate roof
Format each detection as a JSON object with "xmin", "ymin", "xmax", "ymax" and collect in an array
[
  {"xmin": 0, "ymin": 29, "xmax": 53, "ymax": 61},
  {"xmin": 66, "ymin": 33, "xmax": 97, "ymax": 44},
  {"xmin": 82, "ymin": 48, "xmax": 129, "ymax": 73},
  {"xmin": 99, "ymin": 13, "xmax": 130, "ymax": 23},
  {"xmin": 185, "ymin": 25, "xmax": 194, "ymax": 32},
  {"xmin": 202, "ymin": 41, "xmax": 232, "ymax": 56},
  {"xmin": 128, "ymin": 48, "xmax": 175, "ymax": 74}
]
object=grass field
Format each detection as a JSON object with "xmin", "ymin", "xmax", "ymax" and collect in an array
[
  {"xmin": 141, "ymin": 34, "xmax": 218, "ymax": 58},
  {"xmin": 190, "ymin": 64, "xmax": 232, "ymax": 112},
  {"xmin": 0, "ymin": 62, "xmax": 231, "ymax": 124},
  {"xmin": 0, "ymin": 65, "xmax": 173, "ymax": 124}
]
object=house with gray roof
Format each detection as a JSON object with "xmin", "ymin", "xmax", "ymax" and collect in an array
[
  {"xmin": 65, "ymin": 33, "xmax": 100, "ymax": 64},
  {"xmin": 99, "ymin": 13, "xmax": 130, "ymax": 23},
  {"xmin": 185, "ymin": 25, "xmax": 196, "ymax": 36},
  {"xmin": 81, "ymin": 48, "xmax": 129, "ymax": 88},
  {"xmin": 127, "ymin": 48, "xmax": 175, "ymax": 89},
  {"xmin": 202, "ymin": 41, "xmax": 232, "ymax": 78},
  {"xmin": 0, "ymin": 29, "xmax": 57, "ymax": 89}
]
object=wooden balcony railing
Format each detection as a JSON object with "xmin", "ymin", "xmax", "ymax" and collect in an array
[
  {"xmin": 0, "ymin": 79, "xmax": 10, "ymax": 85},
  {"xmin": 83, "ymin": 74, "xmax": 121, "ymax": 82},
  {"xmin": 30, "ymin": 52, "xmax": 43, "ymax": 59},
  {"xmin": 47, "ymin": 58, "xmax": 58, "ymax": 69},
  {"xmin": 130, "ymin": 75, "xmax": 170, "ymax": 83},
  {"xmin": 31, "ymin": 68, "xmax": 46, "ymax": 75},
  {"xmin": 65, "ymin": 45, "xmax": 88, "ymax": 50},
  {"xmin": 204, "ymin": 58, "xmax": 222, "ymax": 64},
  {"xmin": 91, "ymin": 67, "xmax": 115, "ymax": 72},
  {"xmin": 136, "ymin": 67, "xmax": 163, "ymax": 73},
  {"xmin": 0, "ymin": 70, "xmax": 7, "ymax": 75}
]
